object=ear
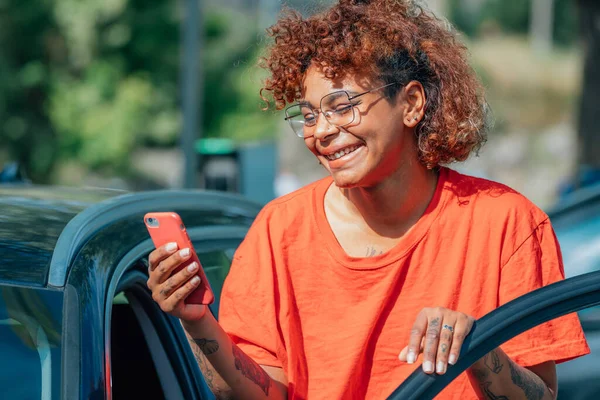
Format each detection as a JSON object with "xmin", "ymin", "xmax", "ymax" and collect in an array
[{"xmin": 402, "ymin": 81, "xmax": 426, "ymax": 128}]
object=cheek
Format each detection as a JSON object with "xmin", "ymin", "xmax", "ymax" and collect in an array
[{"xmin": 304, "ymin": 137, "xmax": 320, "ymax": 157}]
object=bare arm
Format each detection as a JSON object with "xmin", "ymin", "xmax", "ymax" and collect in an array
[
  {"xmin": 468, "ymin": 348, "xmax": 557, "ymax": 400},
  {"xmin": 182, "ymin": 313, "xmax": 288, "ymax": 400},
  {"xmin": 146, "ymin": 243, "xmax": 288, "ymax": 400}
]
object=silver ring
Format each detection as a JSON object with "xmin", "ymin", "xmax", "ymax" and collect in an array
[{"xmin": 442, "ymin": 324, "xmax": 454, "ymax": 333}]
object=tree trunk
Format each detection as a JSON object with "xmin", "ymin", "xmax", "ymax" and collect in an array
[
  {"xmin": 577, "ymin": 0, "xmax": 600, "ymax": 176},
  {"xmin": 530, "ymin": 0, "xmax": 554, "ymax": 54}
]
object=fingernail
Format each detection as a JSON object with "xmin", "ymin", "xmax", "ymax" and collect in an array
[
  {"xmin": 191, "ymin": 276, "xmax": 201, "ymax": 285},
  {"xmin": 423, "ymin": 361, "xmax": 434, "ymax": 373},
  {"xmin": 187, "ymin": 262, "xmax": 198, "ymax": 272},
  {"xmin": 436, "ymin": 361, "xmax": 445, "ymax": 374},
  {"xmin": 449, "ymin": 354, "xmax": 457, "ymax": 365},
  {"xmin": 407, "ymin": 351, "xmax": 416, "ymax": 364},
  {"xmin": 166, "ymin": 242, "xmax": 177, "ymax": 252},
  {"xmin": 179, "ymin": 248, "xmax": 190, "ymax": 257}
]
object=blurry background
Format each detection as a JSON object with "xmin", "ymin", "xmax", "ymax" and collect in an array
[{"xmin": 0, "ymin": 0, "xmax": 598, "ymax": 208}]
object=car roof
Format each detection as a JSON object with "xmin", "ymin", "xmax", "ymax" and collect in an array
[
  {"xmin": 0, "ymin": 184, "xmax": 261, "ymax": 288},
  {"xmin": 0, "ymin": 185, "xmax": 123, "ymax": 287}
]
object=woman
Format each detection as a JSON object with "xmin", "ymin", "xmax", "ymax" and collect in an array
[{"xmin": 147, "ymin": 1, "xmax": 589, "ymax": 398}]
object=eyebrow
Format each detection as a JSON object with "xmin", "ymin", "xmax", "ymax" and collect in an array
[
  {"xmin": 297, "ymin": 89, "xmax": 361, "ymax": 107},
  {"xmin": 296, "ymin": 100, "xmax": 314, "ymax": 108}
]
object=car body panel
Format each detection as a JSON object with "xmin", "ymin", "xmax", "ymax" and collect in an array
[
  {"xmin": 0, "ymin": 185, "xmax": 122, "ymax": 287},
  {"xmin": 0, "ymin": 185, "xmax": 262, "ymax": 399},
  {"xmin": 549, "ymin": 184, "xmax": 600, "ymax": 399}
]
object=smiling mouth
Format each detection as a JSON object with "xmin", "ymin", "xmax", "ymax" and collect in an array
[{"xmin": 324, "ymin": 144, "xmax": 363, "ymax": 161}]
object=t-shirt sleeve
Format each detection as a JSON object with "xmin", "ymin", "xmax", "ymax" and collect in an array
[
  {"xmin": 218, "ymin": 209, "xmax": 284, "ymax": 368},
  {"xmin": 499, "ymin": 218, "xmax": 590, "ymax": 366}
]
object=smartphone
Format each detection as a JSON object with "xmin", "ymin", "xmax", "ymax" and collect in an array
[{"xmin": 144, "ymin": 212, "xmax": 215, "ymax": 305}]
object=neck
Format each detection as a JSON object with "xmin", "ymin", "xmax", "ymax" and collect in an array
[{"xmin": 335, "ymin": 162, "xmax": 439, "ymax": 237}]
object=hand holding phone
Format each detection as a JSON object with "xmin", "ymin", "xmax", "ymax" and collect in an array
[{"xmin": 144, "ymin": 212, "xmax": 214, "ymax": 306}]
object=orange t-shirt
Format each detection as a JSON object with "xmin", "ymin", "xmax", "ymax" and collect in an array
[{"xmin": 219, "ymin": 167, "xmax": 589, "ymax": 399}]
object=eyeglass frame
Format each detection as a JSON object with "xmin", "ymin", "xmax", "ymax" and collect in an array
[{"xmin": 283, "ymin": 81, "xmax": 400, "ymax": 138}]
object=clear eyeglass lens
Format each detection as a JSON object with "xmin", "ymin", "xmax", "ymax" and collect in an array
[
  {"xmin": 321, "ymin": 92, "xmax": 355, "ymax": 127},
  {"xmin": 286, "ymin": 105, "xmax": 310, "ymax": 137},
  {"xmin": 285, "ymin": 92, "xmax": 356, "ymax": 138}
]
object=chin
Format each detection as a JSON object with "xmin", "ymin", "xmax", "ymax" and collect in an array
[{"xmin": 330, "ymin": 170, "xmax": 364, "ymax": 189}]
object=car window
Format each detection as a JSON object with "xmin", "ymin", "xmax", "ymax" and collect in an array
[
  {"xmin": 0, "ymin": 286, "xmax": 62, "ymax": 400},
  {"xmin": 110, "ymin": 291, "xmax": 168, "ymax": 399},
  {"xmin": 193, "ymin": 245, "xmax": 238, "ymax": 318},
  {"xmin": 554, "ymin": 209, "xmax": 600, "ymax": 330}
]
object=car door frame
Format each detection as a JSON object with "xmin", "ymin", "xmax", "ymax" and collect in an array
[
  {"xmin": 387, "ymin": 269, "xmax": 600, "ymax": 400},
  {"xmin": 103, "ymin": 225, "xmax": 249, "ymax": 400}
]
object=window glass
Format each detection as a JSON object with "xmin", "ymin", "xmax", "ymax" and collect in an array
[
  {"xmin": 0, "ymin": 286, "xmax": 63, "ymax": 399},
  {"xmin": 193, "ymin": 246, "xmax": 238, "ymax": 318},
  {"xmin": 111, "ymin": 292, "xmax": 165, "ymax": 399}
]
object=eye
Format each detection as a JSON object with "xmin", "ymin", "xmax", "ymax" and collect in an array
[
  {"xmin": 334, "ymin": 104, "xmax": 353, "ymax": 114},
  {"xmin": 304, "ymin": 114, "xmax": 317, "ymax": 125}
]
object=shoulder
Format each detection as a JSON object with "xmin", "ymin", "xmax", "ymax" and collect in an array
[
  {"xmin": 440, "ymin": 168, "xmax": 552, "ymax": 258},
  {"xmin": 256, "ymin": 176, "xmax": 331, "ymax": 221},
  {"xmin": 244, "ymin": 176, "xmax": 331, "ymax": 236},
  {"xmin": 443, "ymin": 168, "xmax": 549, "ymax": 226}
]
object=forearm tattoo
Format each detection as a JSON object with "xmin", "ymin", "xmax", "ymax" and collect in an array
[
  {"xmin": 485, "ymin": 350, "xmax": 504, "ymax": 374},
  {"xmin": 508, "ymin": 360, "xmax": 546, "ymax": 400},
  {"xmin": 232, "ymin": 344, "xmax": 271, "ymax": 396},
  {"xmin": 188, "ymin": 337, "xmax": 217, "ymax": 391},
  {"xmin": 471, "ymin": 350, "xmax": 508, "ymax": 400},
  {"xmin": 194, "ymin": 338, "xmax": 220, "ymax": 355},
  {"xmin": 480, "ymin": 382, "xmax": 509, "ymax": 400},
  {"xmin": 472, "ymin": 350, "xmax": 549, "ymax": 400}
]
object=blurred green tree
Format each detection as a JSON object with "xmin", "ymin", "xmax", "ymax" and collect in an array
[
  {"xmin": 449, "ymin": 0, "xmax": 578, "ymax": 46},
  {"xmin": 0, "ymin": 0, "xmax": 276, "ymax": 184}
]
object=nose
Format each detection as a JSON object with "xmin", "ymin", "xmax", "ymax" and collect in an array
[{"xmin": 312, "ymin": 112, "xmax": 338, "ymax": 141}]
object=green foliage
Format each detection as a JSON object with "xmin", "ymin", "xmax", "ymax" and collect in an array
[
  {"xmin": 0, "ymin": 0, "xmax": 276, "ymax": 183},
  {"xmin": 449, "ymin": 0, "xmax": 579, "ymax": 47}
]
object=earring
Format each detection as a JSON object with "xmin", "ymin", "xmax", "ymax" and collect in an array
[{"xmin": 413, "ymin": 116, "xmax": 419, "ymax": 121}]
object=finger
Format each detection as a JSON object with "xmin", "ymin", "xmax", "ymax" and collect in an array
[
  {"xmin": 148, "ymin": 242, "xmax": 179, "ymax": 270},
  {"xmin": 421, "ymin": 314, "xmax": 443, "ymax": 374},
  {"xmin": 156, "ymin": 261, "xmax": 199, "ymax": 301},
  {"xmin": 160, "ymin": 275, "xmax": 202, "ymax": 313},
  {"xmin": 149, "ymin": 248, "xmax": 192, "ymax": 287},
  {"xmin": 406, "ymin": 312, "xmax": 428, "ymax": 364},
  {"xmin": 448, "ymin": 316, "xmax": 475, "ymax": 366},
  {"xmin": 399, "ymin": 338, "xmax": 425, "ymax": 361},
  {"xmin": 435, "ymin": 318, "xmax": 457, "ymax": 375}
]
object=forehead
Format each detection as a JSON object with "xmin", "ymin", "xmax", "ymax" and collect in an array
[{"xmin": 300, "ymin": 65, "xmax": 376, "ymax": 105}]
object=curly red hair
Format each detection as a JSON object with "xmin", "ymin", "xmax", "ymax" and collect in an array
[{"xmin": 260, "ymin": 0, "xmax": 489, "ymax": 168}]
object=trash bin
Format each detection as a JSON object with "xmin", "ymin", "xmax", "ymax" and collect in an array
[{"xmin": 195, "ymin": 138, "xmax": 277, "ymax": 205}]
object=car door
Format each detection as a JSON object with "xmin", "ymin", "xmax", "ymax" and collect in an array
[
  {"xmin": 103, "ymin": 225, "xmax": 247, "ymax": 400},
  {"xmin": 387, "ymin": 269, "xmax": 600, "ymax": 400},
  {"xmin": 0, "ymin": 285, "xmax": 63, "ymax": 400}
]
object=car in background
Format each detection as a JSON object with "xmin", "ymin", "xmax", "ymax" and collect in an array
[
  {"xmin": 551, "ymin": 183, "xmax": 600, "ymax": 400},
  {"xmin": 0, "ymin": 180, "xmax": 599, "ymax": 400}
]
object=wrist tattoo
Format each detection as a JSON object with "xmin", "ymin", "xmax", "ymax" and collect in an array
[
  {"xmin": 484, "ymin": 351, "xmax": 503, "ymax": 374},
  {"xmin": 187, "ymin": 337, "xmax": 216, "ymax": 390},
  {"xmin": 471, "ymin": 350, "xmax": 508, "ymax": 400}
]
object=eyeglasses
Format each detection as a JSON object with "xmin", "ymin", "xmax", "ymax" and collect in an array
[{"xmin": 284, "ymin": 82, "xmax": 399, "ymax": 138}]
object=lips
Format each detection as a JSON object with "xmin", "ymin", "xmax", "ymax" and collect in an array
[{"xmin": 323, "ymin": 144, "xmax": 363, "ymax": 161}]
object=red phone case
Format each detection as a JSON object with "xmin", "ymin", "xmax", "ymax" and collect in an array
[{"xmin": 144, "ymin": 212, "xmax": 215, "ymax": 305}]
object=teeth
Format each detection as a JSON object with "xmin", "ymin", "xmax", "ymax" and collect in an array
[{"xmin": 326, "ymin": 145, "xmax": 360, "ymax": 160}]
